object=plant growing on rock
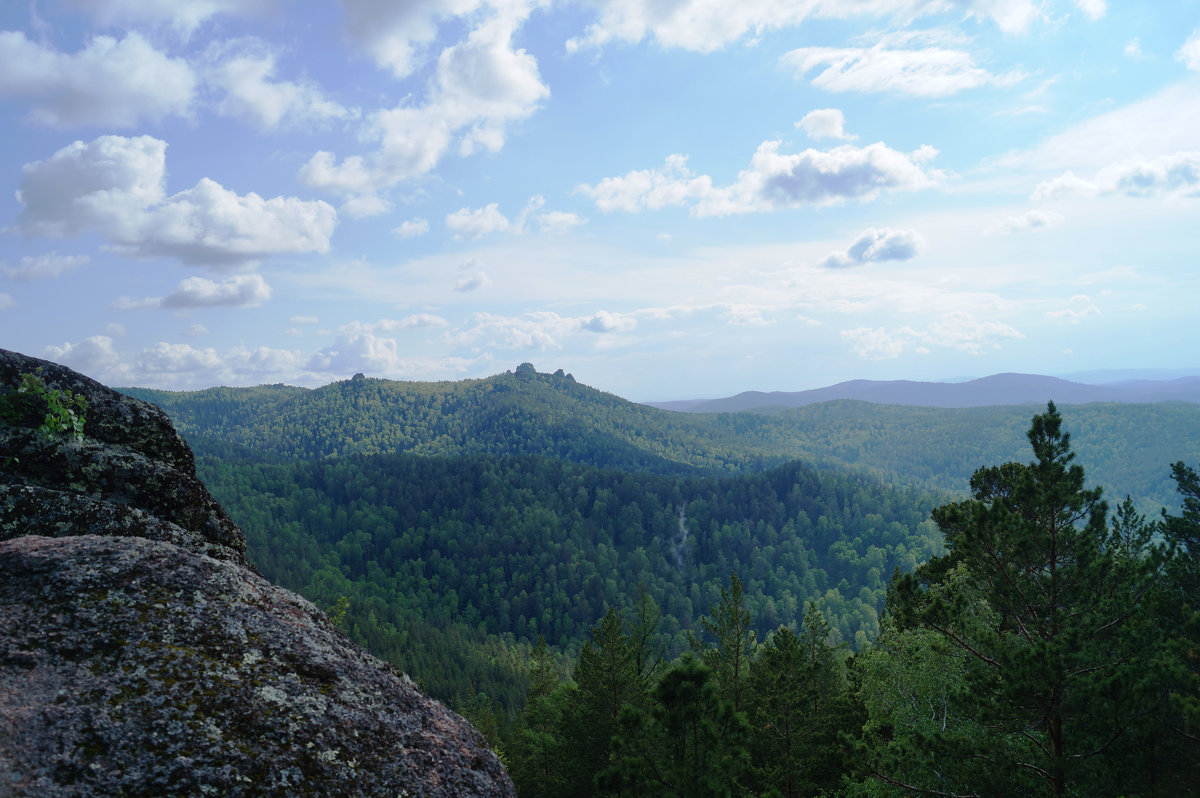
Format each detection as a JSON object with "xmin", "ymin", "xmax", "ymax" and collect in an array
[{"xmin": 16, "ymin": 371, "xmax": 88, "ymax": 442}]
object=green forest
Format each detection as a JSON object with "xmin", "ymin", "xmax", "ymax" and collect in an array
[{"xmin": 124, "ymin": 366, "xmax": 1200, "ymax": 795}]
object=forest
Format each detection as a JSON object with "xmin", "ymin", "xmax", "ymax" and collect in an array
[{"xmin": 123, "ymin": 366, "xmax": 1200, "ymax": 795}]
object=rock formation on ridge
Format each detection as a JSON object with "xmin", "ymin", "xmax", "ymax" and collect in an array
[{"xmin": 0, "ymin": 348, "xmax": 514, "ymax": 797}]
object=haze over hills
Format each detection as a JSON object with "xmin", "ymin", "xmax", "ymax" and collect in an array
[{"xmin": 647, "ymin": 372, "xmax": 1200, "ymax": 413}]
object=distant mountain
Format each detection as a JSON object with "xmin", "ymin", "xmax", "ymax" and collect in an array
[{"xmin": 647, "ymin": 373, "xmax": 1200, "ymax": 413}]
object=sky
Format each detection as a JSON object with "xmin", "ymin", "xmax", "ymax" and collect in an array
[{"xmin": 1, "ymin": 0, "xmax": 1198, "ymax": 402}]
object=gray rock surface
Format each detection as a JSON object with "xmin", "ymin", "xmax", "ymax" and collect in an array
[{"xmin": 0, "ymin": 348, "xmax": 514, "ymax": 797}]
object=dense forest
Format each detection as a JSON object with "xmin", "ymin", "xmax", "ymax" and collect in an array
[
  {"xmin": 123, "ymin": 366, "xmax": 1200, "ymax": 510},
  {"xmin": 122, "ymin": 366, "xmax": 1200, "ymax": 795}
]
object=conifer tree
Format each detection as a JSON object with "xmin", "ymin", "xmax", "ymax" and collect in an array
[
  {"xmin": 688, "ymin": 572, "xmax": 756, "ymax": 712},
  {"xmin": 875, "ymin": 402, "xmax": 1159, "ymax": 797},
  {"xmin": 602, "ymin": 655, "xmax": 749, "ymax": 797}
]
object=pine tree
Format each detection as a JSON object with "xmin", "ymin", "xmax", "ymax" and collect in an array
[
  {"xmin": 602, "ymin": 655, "xmax": 749, "ymax": 798},
  {"xmin": 875, "ymin": 402, "xmax": 1159, "ymax": 796},
  {"xmin": 688, "ymin": 572, "xmax": 756, "ymax": 712}
]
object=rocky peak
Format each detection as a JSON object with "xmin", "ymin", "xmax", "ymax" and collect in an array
[{"xmin": 0, "ymin": 348, "xmax": 514, "ymax": 797}]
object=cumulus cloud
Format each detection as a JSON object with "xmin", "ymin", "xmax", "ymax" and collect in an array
[
  {"xmin": 842, "ymin": 313, "xmax": 1024, "ymax": 359},
  {"xmin": 448, "ymin": 309, "xmax": 638, "ymax": 351},
  {"xmin": 299, "ymin": 13, "xmax": 548, "ymax": 208},
  {"xmin": 796, "ymin": 108, "xmax": 856, "ymax": 140},
  {"xmin": 567, "ymin": 0, "xmax": 1044, "ymax": 53},
  {"xmin": 207, "ymin": 40, "xmax": 353, "ymax": 129},
  {"xmin": 68, "ymin": 0, "xmax": 275, "ymax": 36},
  {"xmin": 341, "ymin": 0, "xmax": 487, "ymax": 79},
  {"xmin": 1074, "ymin": 0, "xmax": 1106, "ymax": 20},
  {"xmin": 782, "ymin": 42, "xmax": 1023, "ymax": 97},
  {"xmin": 821, "ymin": 227, "xmax": 925, "ymax": 268},
  {"xmin": 581, "ymin": 310, "xmax": 637, "ymax": 333},
  {"xmin": 446, "ymin": 197, "xmax": 583, "ymax": 238},
  {"xmin": 581, "ymin": 141, "xmax": 939, "ymax": 216},
  {"xmin": 340, "ymin": 316, "xmax": 449, "ymax": 334},
  {"xmin": 47, "ymin": 333, "xmax": 310, "ymax": 387},
  {"xmin": 118, "ymin": 275, "xmax": 272, "ymax": 310},
  {"xmin": 1178, "ymin": 30, "xmax": 1200, "ymax": 72},
  {"xmin": 393, "ymin": 218, "xmax": 430, "ymax": 238},
  {"xmin": 17, "ymin": 135, "xmax": 337, "ymax": 268},
  {"xmin": 43, "ymin": 335, "xmax": 131, "ymax": 382},
  {"xmin": 1046, "ymin": 294, "xmax": 1101, "ymax": 323},
  {"xmin": 2, "ymin": 252, "xmax": 89, "ymax": 281},
  {"xmin": 1032, "ymin": 152, "xmax": 1200, "ymax": 201},
  {"xmin": 537, "ymin": 210, "xmax": 585, "ymax": 234},
  {"xmin": 454, "ymin": 271, "xmax": 491, "ymax": 292},
  {"xmin": 0, "ymin": 31, "xmax": 195, "ymax": 127},
  {"xmin": 986, "ymin": 209, "xmax": 1064, "ymax": 235},
  {"xmin": 447, "ymin": 203, "xmax": 512, "ymax": 239}
]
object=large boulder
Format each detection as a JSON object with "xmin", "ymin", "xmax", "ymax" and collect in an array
[{"xmin": 0, "ymin": 349, "xmax": 514, "ymax": 797}]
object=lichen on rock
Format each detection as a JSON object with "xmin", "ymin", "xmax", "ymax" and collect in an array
[{"xmin": 0, "ymin": 348, "xmax": 514, "ymax": 797}]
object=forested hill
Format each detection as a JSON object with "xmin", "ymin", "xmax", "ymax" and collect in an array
[
  {"xmin": 123, "ymin": 365, "xmax": 1200, "ymax": 511},
  {"xmin": 121, "ymin": 366, "xmax": 785, "ymax": 474}
]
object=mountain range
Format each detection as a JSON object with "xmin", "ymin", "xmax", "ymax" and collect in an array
[{"xmin": 647, "ymin": 372, "xmax": 1200, "ymax": 413}]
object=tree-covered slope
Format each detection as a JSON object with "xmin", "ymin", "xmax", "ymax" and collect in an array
[
  {"xmin": 125, "ymin": 367, "xmax": 1200, "ymax": 511},
  {"xmin": 198, "ymin": 452, "xmax": 941, "ymax": 705},
  {"xmin": 123, "ymin": 368, "xmax": 787, "ymax": 473}
]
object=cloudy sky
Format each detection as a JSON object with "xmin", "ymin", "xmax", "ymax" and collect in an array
[{"xmin": 1, "ymin": 1, "xmax": 1198, "ymax": 400}]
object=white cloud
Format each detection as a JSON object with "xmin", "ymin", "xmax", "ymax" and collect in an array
[
  {"xmin": 340, "ymin": 0, "xmax": 488, "ymax": 79},
  {"xmin": 300, "ymin": 13, "xmax": 548, "ymax": 207},
  {"xmin": 821, "ymin": 227, "xmax": 925, "ymax": 268},
  {"xmin": 1074, "ymin": 0, "xmax": 1106, "ymax": 20},
  {"xmin": 537, "ymin": 210, "xmax": 586, "ymax": 234},
  {"xmin": 340, "ymin": 195, "xmax": 392, "ymax": 219},
  {"xmin": 44, "ymin": 335, "xmax": 131, "ymax": 382},
  {"xmin": 1031, "ymin": 170, "xmax": 1098, "ymax": 201},
  {"xmin": 446, "ymin": 197, "xmax": 582, "ymax": 237},
  {"xmin": 842, "ymin": 313, "xmax": 1024, "ymax": 359},
  {"xmin": 17, "ymin": 135, "xmax": 337, "ymax": 268},
  {"xmin": 119, "ymin": 274, "xmax": 273, "ymax": 309},
  {"xmin": 447, "ymin": 203, "xmax": 512, "ymax": 239},
  {"xmin": 394, "ymin": 218, "xmax": 430, "ymax": 238},
  {"xmin": 0, "ymin": 31, "xmax": 195, "ymax": 127},
  {"xmin": 207, "ymin": 41, "xmax": 352, "ymax": 130},
  {"xmin": 796, "ymin": 108, "xmax": 856, "ymax": 140},
  {"xmin": 580, "ymin": 141, "xmax": 941, "ymax": 216},
  {"xmin": 68, "ymin": 0, "xmax": 275, "ymax": 36},
  {"xmin": 1046, "ymin": 294, "xmax": 1101, "ymax": 323},
  {"xmin": 0, "ymin": 293, "xmax": 13, "ymax": 310},
  {"xmin": 340, "ymin": 316, "xmax": 450, "ymax": 334},
  {"xmin": 1178, "ymin": 30, "xmax": 1200, "ymax": 72},
  {"xmin": 567, "ymin": 0, "xmax": 1044, "ymax": 53},
  {"xmin": 2, "ymin": 252, "xmax": 89, "ymax": 281},
  {"xmin": 841, "ymin": 326, "xmax": 907, "ymax": 359},
  {"xmin": 986, "ymin": 209, "xmax": 1064, "ymax": 235},
  {"xmin": 454, "ymin": 271, "xmax": 491, "ymax": 292},
  {"xmin": 289, "ymin": 315, "xmax": 319, "ymax": 325},
  {"xmin": 184, "ymin": 323, "xmax": 209, "ymax": 337},
  {"xmin": 578, "ymin": 154, "xmax": 714, "ymax": 213},
  {"xmin": 581, "ymin": 310, "xmax": 637, "ymax": 333},
  {"xmin": 782, "ymin": 43, "xmax": 1023, "ymax": 98},
  {"xmin": 1124, "ymin": 38, "xmax": 1142, "ymax": 59},
  {"xmin": 1033, "ymin": 152, "xmax": 1200, "ymax": 201}
]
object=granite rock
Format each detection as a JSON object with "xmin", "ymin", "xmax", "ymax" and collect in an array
[{"xmin": 0, "ymin": 349, "xmax": 514, "ymax": 797}]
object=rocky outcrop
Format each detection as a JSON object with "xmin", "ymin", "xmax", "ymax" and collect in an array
[
  {"xmin": 0, "ymin": 349, "xmax": 246, "ymax": 563},
  {"xmin": 0, "ymin": 349, "xmax": 514, "ymax": 797}
]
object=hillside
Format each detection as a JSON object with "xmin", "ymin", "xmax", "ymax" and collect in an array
[{"xmin": 124, "ymin": 367, "xmax": 1200, "ymax": 512}]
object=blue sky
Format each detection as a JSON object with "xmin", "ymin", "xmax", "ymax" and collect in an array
[{"xmin": 1, "ymin": 0, "xmax": 1198, "ymax": 401}]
